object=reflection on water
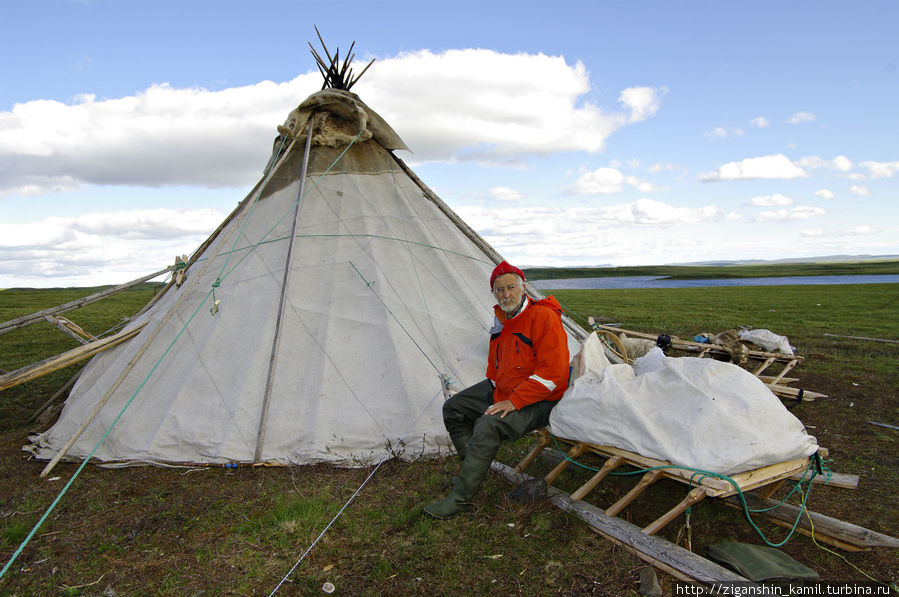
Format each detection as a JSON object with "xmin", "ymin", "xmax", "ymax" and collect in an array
[{"xmin": 530, "ymin": 274, "xmax": 899, "ymax": 290}]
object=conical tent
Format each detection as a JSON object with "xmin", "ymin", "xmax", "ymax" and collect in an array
[{"xmin": 27, "ymin": 89, "xmax": 583, "ymax": 467}]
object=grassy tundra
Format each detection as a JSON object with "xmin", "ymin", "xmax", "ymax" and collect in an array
[{"xmin": 1, "ymin": 269, "xmax": 897, "ymax": 594}]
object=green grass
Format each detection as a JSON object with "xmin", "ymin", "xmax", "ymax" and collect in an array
[
  {"xmin": 524, "ymin": 259, "xmax": 899, "ymax": 280},
  {"xmin": 1, "ymin": 280, "xmax": 898, "ymax": 593},
  {"xmin": 549, "ymin": 284, "xmax": 899, "ymax": 387}
]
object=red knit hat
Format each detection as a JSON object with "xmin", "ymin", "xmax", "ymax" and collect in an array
[{"xmin": 490, "ymin": 261, "xmax": 526, "ymax": 289}]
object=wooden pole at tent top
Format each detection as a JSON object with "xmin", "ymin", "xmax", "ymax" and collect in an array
[{"xmin": 254, "ymin": 118, "xmax": 315, "ymax": 463}]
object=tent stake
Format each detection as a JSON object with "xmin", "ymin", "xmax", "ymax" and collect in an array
[{"xmin": 255, "ymin": 121, "xmax": 315, "ymax": 463}]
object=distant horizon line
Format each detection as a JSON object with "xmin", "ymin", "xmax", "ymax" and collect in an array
[{"xmin": 520, "ymin": 254, "xmax": 899, "ymax": 269}]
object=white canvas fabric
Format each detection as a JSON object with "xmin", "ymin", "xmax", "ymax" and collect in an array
[
  {"xmin": 27, "ymin": 90, "xmax": 580, "ymax": 467},
  {"xmin": 549, "ymin": 333, "xmax": 818, "ymax": 475},
  {"xmin": 738, "ymin": 328, "xmax": 794, "ymax": 355}
]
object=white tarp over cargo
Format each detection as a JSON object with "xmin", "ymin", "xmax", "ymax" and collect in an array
[
  {"xmin": 27, "ymin": 89, "xmax": 581, "ymax": 467},
  {"xmin": 548, "ymin": 333, "xmax": 818, "ymax": 475}
]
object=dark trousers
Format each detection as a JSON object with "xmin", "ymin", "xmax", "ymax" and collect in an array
[{"xmin": 442, "ymin": 379, "xmax": 556, "ymax": 463}]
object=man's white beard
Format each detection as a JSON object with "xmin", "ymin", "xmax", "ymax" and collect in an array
[{"xmin": 499, "ymin": 297, "xmax": 523, "ymax": 314}]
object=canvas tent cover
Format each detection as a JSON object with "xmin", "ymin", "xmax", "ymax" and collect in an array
[
  {"xmin": 27, "ymin": 90, "xmax": 580, "ymax": 467},
  {"xmin": 548, "ymin": 333, "xmax": 818, "ymax": 475}
]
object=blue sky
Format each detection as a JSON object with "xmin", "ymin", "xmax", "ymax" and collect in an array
[{"xmin": 1, "ymin": 0, "xmax": 897, "ymax": 287}]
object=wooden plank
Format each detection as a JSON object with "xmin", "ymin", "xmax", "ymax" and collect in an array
[
  {"xmin": 726, "ymin": 457, "xmax": 812, "ymax": 495},
  {"xmin": 491, "ymin": 461, "xmax": 752, "ymax": 584},
  {"xmin": 722, "ymin": 492, "xmax": 899, "ymax": 550},
  {"xmin": 0, "ymin": 321, "xmax": 148, "ymax": 392},
  {"xmin": 571, "ymin": 442, "xmax": 733, "ymax": 495},
  {"xmin": 643, "ymin": 487, "xmax": 707, "ymax": 536},
  {"xmin": 606, "ymin": 469, "xmax": 662, "ymax": 516},
  {"xmin": 769, "ymin": 358, "xmax": 800, "ymax": 385},
  {"xmin": 789, "ymin": 471, "xmax": 858, "ymax": 490},
  {"xmin": 752, "ymin": 356, "xmax": 776, "ymax": 376},
  {"xmin": 758, "ymin": 375, "xmax": 799, "ymax": 384},
  {"xmin": 531, "ymin": 438, "xmax": 811, "ymax": 499},
  {"xmin": 544, "ymin": 442, "xmax": 586, "ymax": 484},
  {"xmin": 766, "ymin": 384, "xmax": 826, "ymax": 401},
  {"xmin": 570, "ymin": 455, "xmax": 623, "ymax": 501},
  {"xmin": 513, "ymin": 432, "xmax": 553, "ymax": 473}
]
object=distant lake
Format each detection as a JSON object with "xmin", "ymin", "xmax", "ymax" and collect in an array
[{"xmin": 531, "ymin": 274, "xmax": 899, "ymax": 290}]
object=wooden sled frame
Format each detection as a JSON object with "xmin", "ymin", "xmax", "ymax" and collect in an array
[
  {"xmin": 511, "ymin": 429, "xmax": 899, "ymax": 556},
  {"xmin": 590, "ymin": 321, "xmax": 826, "ymax": 401},
  {"xmin": 515, "ymin": 429, "xmax": 813, "ymax": 539}
]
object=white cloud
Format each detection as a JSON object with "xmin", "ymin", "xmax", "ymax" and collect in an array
[
  {"xmin": 749, "ymin": 193, "xmax": 793, "ymax": 207},
  {"xmin": 755, "ymin": 206, "xmax": 826, "ymax": 222},
  {"xmin": 648, "ymin": 162, "xmax": 685, "ymax": 174},
  {"xmin": 832, "ymin": 155, "xmax": 853, "ymax": 172},
  {"xmin": 568, "ymin": 167, "xmax": 662, "ymax": 195},
  {"xmin": 458, "ymin": 198, "xmax": 730, "ymax": 236},
  {"xmin": 797, "ymin": 155, "xmax": 853, "ymax": 172},
  {"xmin": 0, "ymin": 49, "xmax": 667, "ymax": 198},
  {"xmin": 705, "ymin": 126, "xmax": 744, "ymax": 139},
  {"xmin": 0, "ymin": 208, "xmax": 225, "ymax": 285},
  {"xmin": 362, "ymin": 50, "xmax": 663, "ymax": 162},
  {"xmin": 699, "ymin": 154, "xmax": 807, "ymax": 181},
  {"xmin": 849, "ymin": 185, "xmax": 872, "ymax": 196},
  {"xmin": 625, "ymin": 176, "xmax": 665, "ymax": 193},
  {"xmin": 618, "ymin": 86, "xmax": 664, "ymax": 123},
  {"xmin": 750, "ymin": 117, "xmax": 769, "ymax": 128},
  {"xmin": 848, "ymin": 225, "xmax": 875, "ymax": 235},
  {"xmin": 859, "ymin": 160, "xmax": 899, "ymax": 178},
  {"xmin": 0, "ymin": 79, "xmax": 314, "ymax": 198},
  {"xmin": 489, "ymin": 186, "xmax": 521, "ymax": 202},
  {"xmin": 569, "ymin": 167, "xmax": 625, "ymax": 194},
  {"xmin": 815, "ymin": 189, "xmax": 835, "ymax": 200},
  {"xmin": 800, "ymin": 228, "xmax": 824, "ymax": 237},
  {"xmin": 584, "ymin": 198, "xmax": 726, "ymax": 226},
  {"xmin": 789, "ymin": 111, "xmax": 816, "ymax": 124}
]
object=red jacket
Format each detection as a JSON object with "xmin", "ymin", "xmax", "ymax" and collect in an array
[{"xmin": 486, "ymin": 296, "xmax": 570, "ymax": 410}]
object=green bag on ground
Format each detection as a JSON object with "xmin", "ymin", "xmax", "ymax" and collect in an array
[{"xmin": 705, "ymin": 542, "xmax": 820, "ymax": 582}]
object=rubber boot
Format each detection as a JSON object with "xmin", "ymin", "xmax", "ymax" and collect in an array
[
  {"xmin": 449, "ymin": 432, "xmax": 471, "ymax": 462},
  {"xmin": 424, "ymin": 457, "xmax": 491, "ymax": 519}
]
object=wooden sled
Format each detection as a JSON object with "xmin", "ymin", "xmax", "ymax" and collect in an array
[
  {"xmin": 589, "ymin": 319, "xmax": 826, "ymax": 401},
  {"xmin": 503, "ymin": 429, "xmax": 899, "ymax": 583}
]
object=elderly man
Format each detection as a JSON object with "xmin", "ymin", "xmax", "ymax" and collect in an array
[{"xmin": 424, "ymin": 261, "xmax": 570, "ymax": 519}]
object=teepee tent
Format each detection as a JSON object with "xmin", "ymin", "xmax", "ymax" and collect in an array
[{"xmin": 27, "ymin": 57, "xmax": 585, "ymax": 469}]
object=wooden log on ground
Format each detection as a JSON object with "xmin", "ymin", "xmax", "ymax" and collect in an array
[
  {"xmin": 721, "ymin": 491, "xmax": 899, "ymax": 551},
  {"xmin": 0, "ymin": 321, "xmax": 147, "ymax": 392},
  {"xmin": 491, "ymin": 461, "xmax": 751, "ymax": 585}
]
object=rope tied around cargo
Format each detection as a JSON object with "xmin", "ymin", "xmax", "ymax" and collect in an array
[{"xmin": 549, "ymin": 435, "xmax": 826, "ymax": 548}]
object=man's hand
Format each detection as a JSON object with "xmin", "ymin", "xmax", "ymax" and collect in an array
[{"xmin": 484, "ymin": 400, "xmax": 517, "ymax": 418}]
